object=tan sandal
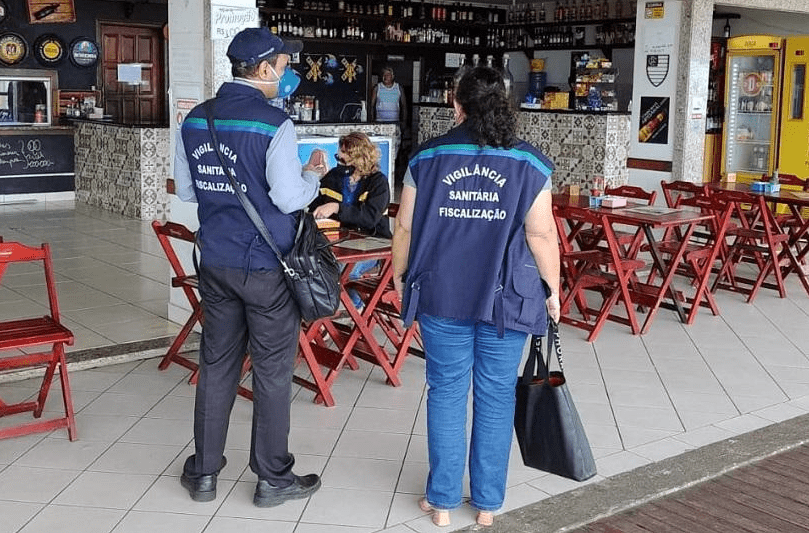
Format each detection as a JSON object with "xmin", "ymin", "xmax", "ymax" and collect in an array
[
  {"xmin": 419, "ymin": 497, "xmax": 451, "ymax": 527},
  {"xmin": 476, "ymin": 510, "xmax": 494, "ymax": 527}
]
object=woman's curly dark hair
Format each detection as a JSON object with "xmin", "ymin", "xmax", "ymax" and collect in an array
[{"xmin": 454, "ymin": 66, "xmax": 517, "ymax": 148}]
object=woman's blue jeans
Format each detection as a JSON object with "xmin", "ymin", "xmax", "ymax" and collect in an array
[
  {"xmin": 419, "ymin": 314, "xmax": 528, "ymax": 512},
  {"xmin": 347, "ymin": 259, "xmax": 378, "ymax": 308}
]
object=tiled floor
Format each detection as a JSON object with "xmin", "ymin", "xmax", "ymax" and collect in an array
[{"xmin": 2, "ymin": 199, "xmax": 809, "ymax": 533}]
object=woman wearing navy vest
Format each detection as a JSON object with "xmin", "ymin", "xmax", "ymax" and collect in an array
[{"xmin": 392, "ymin": 66, "xmax": 561, "ymax": 527}]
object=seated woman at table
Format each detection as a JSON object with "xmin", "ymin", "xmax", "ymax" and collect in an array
[
  {"xmin": 310, "ymin": 131, "xmax": 392, "ymax": 308},
  {"xmin": 391, "ymin": 66, "xmax": 561, "ymax": 527}
]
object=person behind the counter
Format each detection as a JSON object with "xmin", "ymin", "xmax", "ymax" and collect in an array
[{"xmin": 310, "ymin": 131, "xmax": 392, "ymax": 309}]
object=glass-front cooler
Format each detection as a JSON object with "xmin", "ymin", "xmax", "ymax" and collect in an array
[
  {"xmin": 0, "ymin": 69, "xmax": 57, "ymax": 126},
  {"xmin": 721, "ymin": 35, "xmax": 783, "ymax": 181}
]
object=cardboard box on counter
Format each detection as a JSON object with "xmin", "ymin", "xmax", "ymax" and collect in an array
[
  {"xmin": 600, "ymin": 195, "xmax": 627, "ymax": 208},
  {"xmin": 543, "ymin": 92, "xmax": 570, "ymax": 110}
]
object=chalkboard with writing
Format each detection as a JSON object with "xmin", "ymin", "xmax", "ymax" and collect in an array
[{"xmin": 0, "ymin": 132, "xmax": 74, "ymax": 194}]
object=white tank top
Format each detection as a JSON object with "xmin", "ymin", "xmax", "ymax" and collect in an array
[{"xmin": 375, "ymin": 82, "xmax": 401, "ymax": 122}]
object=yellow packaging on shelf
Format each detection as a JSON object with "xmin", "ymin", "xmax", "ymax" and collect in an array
[{"xmin": 543, "ymin": 92, "xmax": 569, "ymax": 109}]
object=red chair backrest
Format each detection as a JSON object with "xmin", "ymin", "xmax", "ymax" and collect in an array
[
  {"xmin": 661, "ymin": 180, "xmax": 708, "ymax": 208},
  {"xmin": 0, "ymin": 241, "xmax": 61, "ymax": 323},
  {"xmin": 605, "ymin": 185, "xmax": 657, "ymax": 206}
]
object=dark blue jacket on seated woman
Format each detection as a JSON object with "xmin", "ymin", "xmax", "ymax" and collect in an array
[{"xmin": 309, "ymin": 167, "xmax": 392, "ymax": 238}]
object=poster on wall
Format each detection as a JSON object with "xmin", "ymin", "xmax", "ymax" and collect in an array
[
  {"xmin": 210, "ymin": 5, "xmax": 258, "ymax": 41},
  {"xmin": 27, "ymin": 0, "xmax": 75, "ymax": 24},
  {"xmin": 297, "ymin": 53, "xmax": 365, "ymax": 122},
  {"xmin": 638, "ymin": 97, "xmax": 669, "ymax": 144},
  {"xmin": 629, "ymin": 0, "xmax": 681, "ymax": 163}
]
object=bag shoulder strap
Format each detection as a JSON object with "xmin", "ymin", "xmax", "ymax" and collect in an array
[
  {"xmin": 203, "ymin": 99, "xmax": 297, "ymax": 276},
  {"xmin": 520, "ymin": 319, "xmax": 564, "ymax": 384}
]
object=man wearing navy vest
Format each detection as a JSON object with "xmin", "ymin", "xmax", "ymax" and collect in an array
[{"xmin": 173, "ymin": 27, "xmax": 325, "ymax": 507}]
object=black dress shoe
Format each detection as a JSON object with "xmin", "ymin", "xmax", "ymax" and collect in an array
[
  {"xmin": 181, "ymin": 456, "xmax": 227, "ymax": 502},
  {"xmin": 253, "ymin": 473, "xmax": 322, "ymax": 507}
]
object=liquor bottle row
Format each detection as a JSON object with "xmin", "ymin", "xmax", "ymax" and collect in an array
[
  {"xmin": 496, "ymin": 21, "xmax": 636, "ymax": 49},
  {"xmin": 260, "ymin": 0, "xmax": 505, "ymax": 23},
  {"xmin": 265, "ymin": 13, "xmax": 483, "ymax": 45},
  {"xmin": 506, "ymin": 0, "xmax": 637, "ymax": 24}
]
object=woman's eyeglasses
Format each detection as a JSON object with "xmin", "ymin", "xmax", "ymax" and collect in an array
[{"xmin": 334, "ymin": 154, "xmax": 348, "ymax": 165}]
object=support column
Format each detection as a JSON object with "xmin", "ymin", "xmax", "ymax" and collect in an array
[{"xmin": 671, "ymin": 0, "xmax": 714, "ymax": 184}]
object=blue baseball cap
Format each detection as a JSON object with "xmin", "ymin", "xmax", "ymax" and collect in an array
[{"xmin": 226, "ymin": 27, "xmax": 303, "ymax": 67}]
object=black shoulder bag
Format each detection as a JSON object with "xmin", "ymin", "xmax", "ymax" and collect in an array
[
  {"xmin": 514, "ymin": 318, "xmax": 597, "ymax": 481},
  {"xmin": 203, "ymin": 101, "xmax": 341, "ymax": 321}
]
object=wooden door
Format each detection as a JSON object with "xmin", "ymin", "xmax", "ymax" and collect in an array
[{"xmin": 99, "ymin": 23, "xmax": 164, "ymax": 124}]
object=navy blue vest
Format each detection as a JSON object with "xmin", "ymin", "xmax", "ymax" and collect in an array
[
  {"xmin": 402, "ymin": 123, "xmax": 554, "ymax": 335},
  {"xmin": 181, "ymin": 82, "xmax": 295, "ymax": 271}
]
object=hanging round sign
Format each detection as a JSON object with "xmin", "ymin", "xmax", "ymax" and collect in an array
[
  {"xmin": 68, "ymin": 37, "xmax": 99, "ymax": 68},
  {"xmin": 0, "ymin": 0, "xmax": 8, "ymax": 25},
  {"xmin": 0, "ymin": 32, "xmax": 27, "ymax": 66},
  {"xmin": 34, "ymin": 34, "xmax": 66, "ymax": 66}
]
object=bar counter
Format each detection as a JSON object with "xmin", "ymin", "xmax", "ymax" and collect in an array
[
  {"xmin": 416, "ymin": 104, "xmax": 631, "ymax": 192},
  {"xmin": 73, "ymin": 119, "xmax": 171, "ymax": 220}
]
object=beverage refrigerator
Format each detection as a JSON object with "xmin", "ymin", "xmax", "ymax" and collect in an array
[
  {"xmin": 721, "ymin": 35, "xmax": 783, "ymax": 182},
  {"xmin": 721, "ymin": 35, "xmax": 809, "ymax": 183}
]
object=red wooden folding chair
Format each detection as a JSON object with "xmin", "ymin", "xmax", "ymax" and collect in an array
[
  {"xmin": 555, "ymin": 204, "xmax": 645, "ymax": 342},
  {"xmin": 0, "ymin": 242, "xmax": 76, "ymax": 441},
  {"xmin": 578, "ymin": 185, "xmax": 657, "ymax": 257},
  {"xmin": 711, "ymin": 190, "xmax": 790, "ymax": 302},
  {"xmin": 661, "ymin": 180, "xmax": 709, "ymax": 208},
  {"xmin": 151, "ymin": 221, "xmax": 202, "ymax": 378},
  {"xmin": 652, "ymin": 195, "xmax": 735, "ymax": 324},
  {"xmin": 151, "ymin": 221, "xmax": 253, "ymax": 399}
]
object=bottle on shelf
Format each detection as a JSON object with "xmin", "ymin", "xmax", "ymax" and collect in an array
[
  {"xmin": 454, "ymin": 54, "xmax": 468, "ymax": 88},
  {"xmin": 501, "ymin": 53, "xmax": 514, "ymax": 101}
]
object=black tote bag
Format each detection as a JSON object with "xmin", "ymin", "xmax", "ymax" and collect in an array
[{"xmin": 514, "ymin": 319, "xmax": 597, "ymax": 481}]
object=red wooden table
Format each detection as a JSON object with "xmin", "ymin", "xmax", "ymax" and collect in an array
[
  {"xmin": 554, "ymin": 194, "xmax": 714, "ymax": 335},
  {"xmin": 294, "ymin": 230, "xmax": 407, "ymax": 406}
]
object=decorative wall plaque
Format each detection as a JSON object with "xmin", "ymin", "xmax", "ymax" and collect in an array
[
  {"xmin": 0, "ymin": 0, "xmax": 9, "ymax": 25},
  {"xmin": 68, "ymin": 37, "xmax": 99, "ymax": 68},
  {"xmin": 0, "ymin": 32, "xmax": 27, "ymax": 66},
  {"xmin": 34, "ymin": 34, "xmax": 66, "ymax": 66},
  {"xmin": 27, "ymin": 0, "xmax": 75, "ymax": 24}
]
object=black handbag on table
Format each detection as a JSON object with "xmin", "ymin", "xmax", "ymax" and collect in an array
[
  {"xmin": 514, "ymin": 318, "xmax": 597, "ymax": 481},
  {"xmin": 204, "ymin": 101, "xmax": 341, "ymax": 322}
]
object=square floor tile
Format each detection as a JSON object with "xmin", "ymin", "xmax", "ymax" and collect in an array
[
  {"xmin": 17, "ymin": 505, "xmax": 124, "ymax": 533},
  {"xmin": 300, "ymin": 487, "xmax": 392, "ymax": 529},
  {"xmin": 0, "ymin": 500, "xmax": 43, "ymax": 533},
  {"xmin": 321, "ymin": 456, "xmax": 401, "ymax": 491},
  {"xmin": 118, "ymin": 417, "xmax": 193, "ymax": 446},
  {"xmin": 89, "ymin": 442, "xmax": 184, "ymax": 475},
  {"xmin": 14, "ymin": 437, "xmax": 111, "ymax": 471},
  {"xmin": 332, "ymin": 430, "xmax": 409, "ymax": 461},
  {"xmin": 53, "ymin": 471, "xmax": 157, "ymax": 509},
  {"xmin": 205, "ymin": 516, "xmax": 296, "ymax": 533},
  {"xmin": 0, "ymin": 465, "xmax": 79, "ymax": 503},
  {"xmin": 111, "ymin": 510, "xmax": 210, "ymax": 533}
]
